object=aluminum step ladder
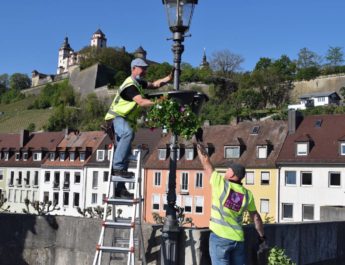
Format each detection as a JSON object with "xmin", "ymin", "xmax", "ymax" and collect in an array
[{"xmin": 93, "ymin": 145, "xmax": 146, "ymax": 265}]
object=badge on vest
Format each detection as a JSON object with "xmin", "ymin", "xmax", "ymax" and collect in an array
[{"xmin": 224, "ymin": 190, "xmax": 244, "ymax": 212}]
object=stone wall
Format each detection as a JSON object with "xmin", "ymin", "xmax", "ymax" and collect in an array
[{"xmin": 1, "ymin": 214, "xmax": 345, "ymax": 265}]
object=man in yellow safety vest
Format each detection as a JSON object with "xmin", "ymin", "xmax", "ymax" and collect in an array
[
  {"xmin": 105, "ymin": 58, "xmax": 172, "ymax": 198},
  {"xmin": 196, "ymin": 143, "xmax": 266, "ymax": 265}
]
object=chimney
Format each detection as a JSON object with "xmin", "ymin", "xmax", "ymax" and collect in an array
[
  {"xmin": 20, "ymin": 129, "xmax": 30, "ymax": 148},
  {"xmin": 288, "ymin": 109, "xmax": 303, "ymax": 134}
]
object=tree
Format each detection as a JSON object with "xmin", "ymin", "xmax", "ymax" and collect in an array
[
  {"xmin": 0, "ymin": 74, "xmax": 9, "ymax": 93},
  {"xmin": 9, "ymin": 73, "xmax": 31, "ymax": 90},
  {"xmin": 325, "ymin": 46, "xmax": 344, "ymax": 67},
  {"xmin": 210, "ymin": 49, "xmax": 244, "ymax": 77},
  {"xmin": 297, "ymin": 47, "xmax": 321, "ymax": 69}
]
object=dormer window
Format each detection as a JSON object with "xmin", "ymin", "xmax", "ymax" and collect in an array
[
  {"xmin": 296, "ymin": 143, "xmax": 308, "ymax": 156},
  {"xmin": 80, "ymin": 152, "xmax": 85, "ymax": 162},
  {"xmin": 70, "ymin": 152, "xmax": 75, "ymax": 161},
  {"xmin": 23, "ymin": 152, "xmax": 28, "ymax": 161},
  {"xmin": 340, "ymin": 142, "xmax": 345, "ymax": 155},
  {"xmin": 158, "ymin": 148, "xmax": 167, "ymax": 160},
  {"xmin": 15, "ymin": 152, "xmax": 20, "ymax": 161},
  {"xmin": 33, "ymin": 152, "xmax": 42, "ymax": 161},
  {"xmin": 224, "ymin": 146, "xmax": 240, "ymax": 159},
  {"xmin": 4, "ymin": 152, "xmax": 9, "ymax": 161},
  {"xmin": 59, "ymin": 152, "xmax": 65, "ymax": 161},
  {"xmin": 96, "ymin": 150, "xmax": 105, "ymax": 161},
  {"xmin": 185, "ymin": 148, "xmax": 194, "ymax": 160},
  {"xmin": 176, "ymin": 148, "xmax": 180, "ymax": 160},
  {"xmin": 49, "ymin": 152, "xmax": 55, "ymax": 161},
  {"xmin": 257, "ymin": 145, "xmax": 268, "ymax": 159}
]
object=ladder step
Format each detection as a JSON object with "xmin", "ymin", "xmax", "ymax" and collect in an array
[
  {"xmin": 111, "ymin": 176, "xmax": 136, "ymax": 183},
  {"xmin": 104, "ymin": 197, "xmax": 144, "ymax": 205},
  {"xmin": 103, "ymin": 221, "xmax": 135, "ymax": 229},
  {"xmin": 96, "ymin": 245, "xmax": 134, "ymax": 254}
]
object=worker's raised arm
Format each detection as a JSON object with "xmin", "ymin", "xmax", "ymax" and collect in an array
[
  {"xmin": 197, "ymin": 143, "xmax": 214, "ymax": 178},
  {"xmin": 147, "ymin": 70, "xmax": 174, "ymax": 89}
]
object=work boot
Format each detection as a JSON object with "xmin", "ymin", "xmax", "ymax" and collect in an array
[
  {"xmin": 111, "ymin": 169, "xmax": 134, "ymax": 178},
  {"xmin": 115, "ymin": 188, "xmax": 134, "ymax": 199}
]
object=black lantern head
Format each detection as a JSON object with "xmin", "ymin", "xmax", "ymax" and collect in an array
[{"xmin": 162, "ymin": 0, "xmax": 198, "ymax": 33}]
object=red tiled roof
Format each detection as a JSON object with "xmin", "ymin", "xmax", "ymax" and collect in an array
[
  {"xmin": 145, "ymin": 120, "xmax": 288, "ymax": 170},
  {"xmin": 277, "ymin": 114, "xmax": 345, "ymax": 164}
]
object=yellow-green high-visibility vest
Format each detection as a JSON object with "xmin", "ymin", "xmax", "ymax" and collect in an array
[
  {"xmin": 104, "ymin": 76, "xmax": 145, "ymax": 128},
  {"xmin": 209, "ymin": 171, "xmax": 256, "ymax": 242}
]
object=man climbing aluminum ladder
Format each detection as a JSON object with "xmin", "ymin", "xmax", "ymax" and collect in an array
[{"xmin": 93, "ymin": 145, "xmax": 146, "ymax": 265}]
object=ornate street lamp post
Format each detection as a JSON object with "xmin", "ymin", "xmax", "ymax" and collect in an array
[{"xmin": 161, "ymin": 1, "xmax": 198, "ymax": 264}]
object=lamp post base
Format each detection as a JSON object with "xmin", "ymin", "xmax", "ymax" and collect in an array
[{"xmin": 161, "ymin": 216, "xmax": 180, "ymax": 265}]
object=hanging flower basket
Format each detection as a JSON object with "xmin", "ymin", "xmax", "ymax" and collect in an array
[{"xmin": 146, "ymin": 95, "xmax": 201, "ymax": 140}]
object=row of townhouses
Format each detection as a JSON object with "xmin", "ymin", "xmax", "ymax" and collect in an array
[{"xmin": 1, "ymin": 112, "xmax": 345, "ymax": 227}]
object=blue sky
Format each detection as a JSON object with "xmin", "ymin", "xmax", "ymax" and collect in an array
[{"xmin": 1, "ymin": 0, "xmax": 345, "ymax": 75}]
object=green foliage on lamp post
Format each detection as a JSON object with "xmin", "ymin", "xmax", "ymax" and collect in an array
[{"xmin": 146, "ymin": 96, "xmax": 201, "ymax": 140}]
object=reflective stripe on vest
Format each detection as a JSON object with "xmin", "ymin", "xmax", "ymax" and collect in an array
[
  {"xmin": 210, "ymin": 180, "xmax": 249, "ymax": 232},
  {"xmin": 104, "ymin": 76, "xmax": 145, "ymax": 121}
]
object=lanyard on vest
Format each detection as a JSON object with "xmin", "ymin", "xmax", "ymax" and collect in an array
[{"xmin": 210, "ymin": 180, "xmax": 249, "ymax": 230}]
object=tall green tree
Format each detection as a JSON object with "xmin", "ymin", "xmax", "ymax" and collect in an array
[
  {"xmin": 325, "ymin": 46, "xmax": 344, "ymax": 67},
  {"xmin": 297, "ymin": 47, "xmax": 321, "ymax": 69},
  {"xmin": 9, "ymin": 73, "xmax": 31, "ymax": 90}
]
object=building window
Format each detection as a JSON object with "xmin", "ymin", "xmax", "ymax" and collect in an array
[
  {"xmin": 73, "ymin": 193, "xmax": 80, "ymax": 207},
  {"xmin": 75, "ymin": 172, "xmax": 81, "ymax": 184},
  {"xmin": 44, "ymin": 171, "xmax": 50, "ymax": 182},
  {"xmin": 282, "ymin": 203, "xmax": 293, "ymax": 219},
  {"xmin": 96, "ymin": 150, "xmax": 105, "ymax": 161},
  {"xmin": 91, "ymin": 193, "xmax": 98, "ymax": 204},
  {"xmin": 34, "ymin": 171, "xmax": 38, "ymax": 186},
  {"xmin": 23, "ymin": 152, "xmax": 28, "ymax": 161},
  {"xmin": 80, "ymin": 152, "xmax": 85, "ymax": 161},
  {"xmin": 59, "ymin": 152, "xmax": 65, "ymax": 161},
  {"xmin": 49, "ymin": 152, "xmax": 55, "ymax": 161},
  {"xmin": 7, "ymin": 190, "xmax": 12, "ymax": 202},
  {"xmin": 195, "ymin": 196, "xmax": 204, "ymax": 214},
  {"xmin": 33, "ymin": 152, "xmax": 42, "ymax": 161},
  {"xmin": 152, "ymin": 194, "xmax": 160, "ymax": 211},
  {"xmin": 329, "ymin": 172, "xmax": 341, "ymax": 187},
  {"xmin": 92, "ymin": 171, "xmax": 98, "ymax": 188},
  {"xmin": 15, "ymin": 152, "xmax": 20, "ymax": 161},
  {"xmin": 17, "ymin": 172, "xmax": 22, "ymax": 186},
  {"xmin": 185, "ymin": 148, "xmax": 194, "ymax": 160},
  {"xmin": 302, "ymin": 204, "xmax": 314, "ymax": 221},
  {"xmin": 25, "ymin": 172, "xmax": 30, "ymax": 186},
  {"xmin": 245, "ymin": 171, "xmax": 254, "ymax": 185},
  {"xmin": 4, "ymin": 152, "xmax": 9, "ymax": 161},
  {"xmin": 260, "ymin": 199, "xmax": 269, "ymax": 214},
  {"xmin": 296, "ymin": 143, "xmax": 308, "ymax": 156},
  {"xmin": 53, "ymin": 192, "xmax": 59, "ymax": 206},
  {"xmin": 224, "ymin": 146, "xmax": 240, "ymax": 159},
  {"xmin": 257, "ymin": 146, "xmax": 267, "ymax": 159},
  {"xmin": 69, "ymin": 152, "xmax": 75, "ymax": 161},
  {"xmin": 43, "ymin": 192, "xmax": 49, "ymax": 203},
  {"xmin": 195, "ymin": 172, "xmax": 203, "ymax": 188},
  {"xmin": 301, "ymin": 172, "xmax": 312, "ymax": 186},
  {"xmin": 63, "ymin": 172, "xmax": 70, "ymax": 189},
  {"xmin": 184, "ymin": 196, "xmax": 192, "ymax": 213},
  {"xmin": 63, "ymin": 192, "xmax": 69, "ymax": 206},
  {"xmin": 260, "ymin": 172, "xmax": 270, "ymax": 185},
  {"xmin": 154, "ymin": 172, "xmax": 161, "ymax": 186},
  {"xmin": 158, "ymin": 149, "xmax": 167, "ymax": 160},
  {"xmin": 54, "ymin": 172, "xmax": 60, "ymax": 188},
  {"xmin": 181, "ymin": 172, "xmax": 189, "ymax": 192},
  {"xmin": 103, "ymin": 171, "xmax": 109, "ymax": 182},
  {"xmin": 162, "ymin": 195, "xmax": 168, "ymax": 211},
  {"xmin": 341, "ymin": 143, "xmax": 345, "ymax": 155},
  {"xmin": 9, "ymin": 171, "xmax": 14, "ymax": 186},
  {"xmin": 285, "ymin": 171, "xmax": 296, "ymax": 185},
  {"xmin": 107, "ymin": 150, "xmax": 111, "ymax": 160},
  {"xmin": 0, "ymin": 170, "xmax": 3, "ymax": 181}
]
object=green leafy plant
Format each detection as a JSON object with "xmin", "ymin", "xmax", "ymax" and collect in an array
[
  {"xmin": 268, "ymin": 247, "xmax": 296, "ymax": 265},
  {"xmin": 146, "ymin": 96, "xmax": 201, "ymax": 140}
]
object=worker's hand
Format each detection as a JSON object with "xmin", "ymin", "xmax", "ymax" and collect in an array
[
  {"xmin": 257, "ymin": 236, "xmax": 268, "ymax": 252},
  {"xmin": 197, "ymin": 143, "xmax": 208, "ymax": 156}
]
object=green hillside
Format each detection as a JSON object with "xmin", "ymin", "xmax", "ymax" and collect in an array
[{"xmin": 0, "ymin": 96, "xmax": 53, "ymax": 133}]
